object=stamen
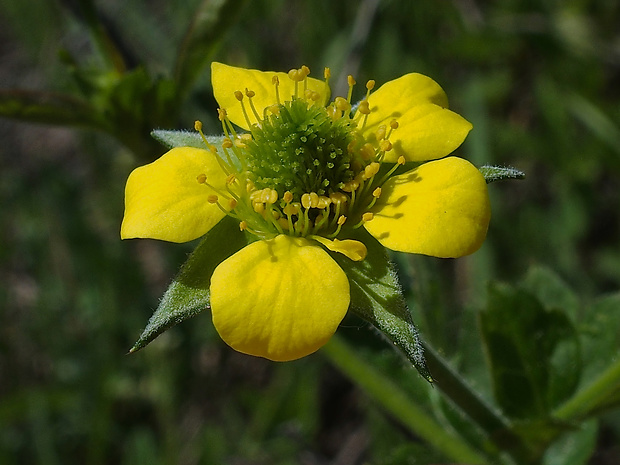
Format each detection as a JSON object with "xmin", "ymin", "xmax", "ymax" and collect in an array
[
  {"xmin": 359, "ymin": 142, "xmax": 375, "ymax": 161},
  {"xmin": 357, "ymin": 100, "xmax": 371, "ymax": 130},
  {"xmin": 272, "ymin": 76, "xmax": 281, "ymax": 105},
  {"xmin": 288, "ymin": 68, "xmax": 305, "ymax": 98},
  {"xmin": 376, "ymin": 156, "xmax": 406, "ymax": 186},
  {"xmin": 362, "ymin": 162, "xmax": 380, "ymax": 180},
  {"xmin": 379, "ymin": 140, "xmax": 393, "ymax": 152},
  {"xmin": 234, "ymin": 90, "xmax": 253, "ymax": 128},
  {"xmin": 376, "ymin": 125, "xmax": 387, "ymax": 141},
  {"xmin": 365, "ymin": 80, "xmax": 375, "ymax": 99},
  {"xmin": 353, "ymin": 212, "xmax": 374, "ymax": 229},
  {"xmin": 301, "ymin": 65, "xmax": 310, "ymax": 94},
  {"xmin": 196, "ymin": 174, "xmax": 232, "ymax": 202},
  {"xmin": 194, "ymin": 120, "xmax": 222, "ymax": 159},
  {"xmin": 323, "ymin": 67, "xmax": 331, "ymax": 106},
  {"xmin": 366, "ymin": 187, "xmax": 382, "ymax": 209},
  {"xmin": 334, "ymin": 97, "xmax": 350, "ymax": 116},
  {"xmin": 386, "ymin": 119, "xmax": 399, "ymax": 139},
  {"xmin": 326, "ymin": 215, "xmax": 346, "ymax": 238},
  {"xmin": 245, "ymin": 88, "xmax": 262, "ymax": 125},
  {"xmin": 346, "ymin": 75, "xmax": 356, "ymax": 115}
]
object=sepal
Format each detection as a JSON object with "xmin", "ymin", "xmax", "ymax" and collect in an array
[
  {"xmin": 479, "ymin": 165, "xmax": 525, "ymax": 183},
  {"xmin": 151, "ymin": 129, "xmax": 225, "ymax": 150},
  {"xmin": 129, "ymin": 216, "xmax": 246, "ymax": 353},
  {"xmin": 334, "ymin": 230, "xmax": 432, "ymax": 381}
]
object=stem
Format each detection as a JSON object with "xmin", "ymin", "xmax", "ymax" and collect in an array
[
  {"xmin": 554, "ymin": 357, "xmax": 620, "ymax": 421},
  {"xmin": 322, "ymin": 335, "xmax": 490, "ymax": 465}
]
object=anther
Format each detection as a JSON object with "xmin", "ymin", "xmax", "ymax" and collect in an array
[
  {"xmin": 267, "ymin": 104, "xmax": 280, "ymax": 116},
  {"xmin": 288, "ymin": 69, "xmax": 301, "ymax": 81},
  {"xmin": 376, "ymin": 125, "xmax": 387, "ymax": 141},
  {"xmin": 229, "ymin": 198, "xmax": 238, "ymax": 209},
  {"xmin": 283, "ymin": 191, "xmax": 294, "ymax": 203},
  {"xmin": 207, "ymin": 194, "xmax": 219, "ymax": 204},
  {"xmin": 335, "ymin": 97, "xmax": 350, "ymax": 113},
  {"xmin": 196, "ymin": 173, "xmax": 207, "ymax": 184},
  {"xmin": 359, "ymin": 143, "xmax": 375, "ymax": 160},
  {"xmin": 253, "ymin": 202, "xmax": 265, "ymax": 214},
  {"xmin": 373, "ymin": 187, "xmax": 382, "ymax": 198},
  {"xmin": 330, "ymin": 192, "xmax": 348, "ymax": 205},
  {"xmin": 239, "ymin": 221, "xmax": 248, "ymax": 231},
  {"xmin": 358, "ymin": 100, "xmax": 370, "ymax": 114},
  {"xmin": 363, "ymin": 162, "xmax": 380, "ymax": 180},
  {"xmin": 194, "ymin": 120, "xmax": 203, "ymax": 131},
  {"xmin": 380, "ymin": 140, "xmax": 393, "ymax": 152},
  {"xmin": 390, "ymin": 119, "xmax": 399, "ymax": 130},
  {"xmin": 366, "ymin": 80, "xmax": 375, "ymax": 91},
  {"xmin": 222, "ymin": 138, "xmax": 233, "ymax": 149},
  {"xmin": 398, "ymin": 155, "xmax": 406, "ymax": 165},
  {"xmin": 245, "ymin": 88, "xmax": 255, "ymax": 98},
  {"xmin": 234, "ymin": 90, "xmax": 244, "ymax": 101},
  {"xmin": 217, "ymin": 108, "xmax": 228, "ymax": 121}
]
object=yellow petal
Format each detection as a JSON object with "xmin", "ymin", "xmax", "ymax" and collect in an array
[
  {"xmin": 121, "ymin": 147, "xmax": 228, "ymax": 243},
  {"xmin": 361, "ymin": 73, "xmax": 472, "ymax": 162},
  {"xmin": 211, "ymin": 62, "xmax": 328, "ymax": 130},
  {"xmin": 312, "ymin": 236, "xmax": 367, "ymax": 261},
  {"xmin": 364, "ymin": 157, "xmax": 490, "ymax": 258},
  {"xmin": 210, "ymin": 235, "xmax": 350, "ymax": 361}
]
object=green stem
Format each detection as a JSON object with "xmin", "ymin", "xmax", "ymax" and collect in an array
[
  {"xmin": 554, "ymin": 357, "xmax": 620, "ymax": 421},
  {"xmin": 322, "ymin": 335, "xmax": 490, "ymax": 465}
]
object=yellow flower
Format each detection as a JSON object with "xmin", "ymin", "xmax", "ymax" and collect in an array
[{"xmin": 122, "ymin": 62, "xmax": 490, "ymax": 362}]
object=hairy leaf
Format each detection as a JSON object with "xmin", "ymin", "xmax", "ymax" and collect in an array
[
  {"xmin": 335, "ymin": 230, "xmax": 431, "ymax": 381},
  {"xmin": 480, "ymin": 283, "xmax": 581, "ymax": 419}
]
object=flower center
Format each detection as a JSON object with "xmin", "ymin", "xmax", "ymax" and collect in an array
[
  {"xmin": 194, "ymin": 66, "xmax": 404, "ymax": 247},
  {"xmin": 245, "ymin": 98, "xmax": 355, "ymax": 201}
]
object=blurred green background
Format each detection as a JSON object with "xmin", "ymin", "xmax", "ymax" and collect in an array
[{"xmin": 1, "ymin": 0, "xmax": 619, "ymax": 464}]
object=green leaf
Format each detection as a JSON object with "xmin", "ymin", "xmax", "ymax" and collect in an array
[
  {"xmin": 334, "ymin": 230, "xmax": 431, "ymax": 381},
  {"xmin": 0, "ymin": 90, "xmax": 104, "ymax": 129},
  {"xmin": 479, "ymin": 165, "xmax": 525, "ymax": 183},
  {"xmin": 479, "ymin": 283, "xmax": 581, "ymax": 419},
  {"xmin": 579, "ymin": 293, "xmax": 620, "ymax": 383},
  {"xmin": 521, "ymin": 266, "xmax": 579, "ymax": 321},
  {"xmin": 129, "ymin": 216, "xmax": 246, "ymax": 353},
  {"xmin": 174, "ymin": 0, "xmax": 249, "ymax": 97},
  {"xmin": 151, "ymin": 129, "xmax": 225, "ymax": 150},
  {"xmin": 542, "ymin": 419, "xmax": 598, "ymax": 465}
]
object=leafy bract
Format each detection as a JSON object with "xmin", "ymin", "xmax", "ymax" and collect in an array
[
  {"xmin": 129, "ymin": 216, "xmax": 245, "ymax": 353},
  {"xmin": 151, "ymin": 129, "xmax": 225, "ymax": 150}
]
